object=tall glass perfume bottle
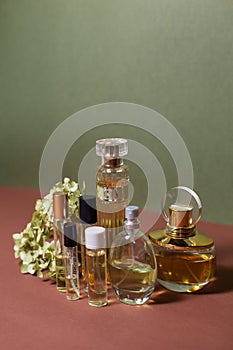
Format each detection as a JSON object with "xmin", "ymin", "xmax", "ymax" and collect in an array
[
  {"xmin": 85, "ymin": 226, "xmax": 108, "ymax": 307},
  {"xmin": 96, "ymin": 138, "xmax": 129, "ymax": 248},
  {"xmin": 63, "ymin": 222, "xmax": 80, "ymax": 301},
  {"xmin": 149, "ymin": 186, "xmax": 216, "ymax": 293},
  {"xmin": 109, "ymin": 206, "xmax": 157, "ymax": 305},
  {"xmin": 53, "ymin": 192, "xmax": 68, "ymax": 292},
  {"xmin": 79, "ymin": 195, "xmax": 97, "ymax": 291}
]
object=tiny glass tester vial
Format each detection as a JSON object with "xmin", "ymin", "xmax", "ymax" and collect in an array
[
  {"xmin": 85, "ymin": 226, "xmax": 108, "ymax": 307},
  {"xmin": 53, "ymin": 192, "xmax": 68, "ymax": 292},
  {"xmin": 63, "ymin": 222, "xmax": 80, "ymax": 301}
]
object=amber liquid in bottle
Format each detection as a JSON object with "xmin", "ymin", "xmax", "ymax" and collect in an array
[
  {"xmin": 55, "ymin": 254, "xmax": 66, "ymax": 291},
  {"xmin": 86, "ymin": 249, "xmax": 108, "ymax": 307},
  {"xmin": 96, "ymin": 160, "xmax": 129, "ymax": 247},
  {"xmin": 150, "ymin": 229, "xmax": 216, "ymax": 292}
]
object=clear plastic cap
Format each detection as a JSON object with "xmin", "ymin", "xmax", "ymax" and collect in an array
[
  {"xmin": 162, "ymin": 186, "xmax": 202, "ymax": 227},
  {"xmin": 96, "ymin": 138, "xmax": 128, "ymax": 159},
  {"xmin": 85, "ymin": 226, "xmax": 106, "ymax": 249}
]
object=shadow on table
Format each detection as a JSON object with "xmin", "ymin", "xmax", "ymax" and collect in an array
[
  {"xmin": 196, "ymin": 265, "xmax": 233, "ymax": 294},
  {"xmin": 148, "ymin": 288, "xmax": 185, "ymax": 304}
]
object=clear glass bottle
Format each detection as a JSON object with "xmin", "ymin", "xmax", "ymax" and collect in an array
[
  {"xmin": 53, "ymin": 192, "xmax": 68, "ymax": 292},
  {"xmin": 78, "ymin": 195, "xmax": 97, "ymax": 292},
  {"xmin": 63, "ymin": 222, "xmax": 80, "ymax": 300},
  {"xmin": 109, "ymin": 206, "xmax": 157, "ymax": 305},
  {"xmin": 96, "ymin": 138, "xmax": 129, "ymax": 248},
  {"xmin": 85, "ymin": 226, "xmax": 108, "ymax": 307},
  {"xmin": 149, "ymin": 186, "xmax": 216, "ymax": 293}
]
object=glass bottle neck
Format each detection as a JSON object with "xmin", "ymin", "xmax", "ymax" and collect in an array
[
  {"xmin": 101, "ymin": 157, "xmax": 123, "ymax": 167},
  {"xmin": 166, "ymin": 223, "xmax": 196, "ymax": 238},
  {"xmin": 125, "ymin": 219, "xmax": 140, "ymax": 230}
]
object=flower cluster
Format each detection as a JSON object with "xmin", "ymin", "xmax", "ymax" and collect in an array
[{"xmin": 13, "ymin": 178, "xmax": 81, "ymax": 279}]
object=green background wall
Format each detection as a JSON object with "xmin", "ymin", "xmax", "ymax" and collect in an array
[{"xmin": 1, "ymin": 0, "xmax": 233, "ymax": 224}]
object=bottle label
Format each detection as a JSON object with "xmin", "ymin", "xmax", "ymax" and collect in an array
[{"xmin": 97, "ymin": 184, "xmax": 128, "ymax": 202}]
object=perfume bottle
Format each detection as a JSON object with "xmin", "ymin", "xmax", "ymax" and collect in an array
[
  {"xmin": 149, "ymin": 186, "xmax": 216, "ymax": 293},
  {"xmin": 53, "ymin": 192, "xmax": 68, "ymax": 292},
  {"xmin": 78, "ymin": 195, "xmax": 97, "ymax": 292},
  {"xmin": 85, "ymin": 226, "xmax": 108, "ymax": 307},
  {"xmin": 63, "ymin": 222, "xmax": 80, "ymax": 300},
  {"xmin": 109, "ymin": 206, "xmax": 157, "ymax": 305},
  {"xmin": 96, "ymin": 138, "xmax": 129, "ymax": 248}
]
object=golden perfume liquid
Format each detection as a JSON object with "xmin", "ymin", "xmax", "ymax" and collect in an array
[
  {"xmin": 156, "ymin": 249, "xmax": 216, "ymax": 292},
  {"xmin": 81, "ymin": 243, "xmax": 87, "ymax": 290},
  {"xmin": 96, "ymin": 139, "xmax": 129, "ymax": 285},
  {"xmin": 96, "ymin": 177, "xmax": 128, "ymax": 238},
  {"xmin": 149, "ymin": 187, "xmax": 216, "ymax": 293},
  {"xmin": 79, "ymin": 222, "xmax": 93, "ymax": 292},
  {"xmin": 97, "ymin": 166, "xmax": 129, "ymax": 284},
  {"xmin": 149, "ymin": 230, "xmax": 216, "ymax": 293},
  {"xmin": 109, "ymin": 258, "xmax": 156, "ymax": 305},
  {"xmin": 86, "ymin": 249, "xmax": 107, "ymax": 307},
  {"xmin": 55, "ymin": 255, "xmax": 66, "ymax": 292}
]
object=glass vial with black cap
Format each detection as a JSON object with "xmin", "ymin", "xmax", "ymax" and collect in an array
[
  {"xmin": 63, "ymin": 222, "xmax": 80, "ymax": 300},
  {"xmin": 53, "ymin": 192, "xmax": 68, "ymax": 292},
  {"xmin": 79, "ymin": 195, "xmax": 97, "ymax": 291}
]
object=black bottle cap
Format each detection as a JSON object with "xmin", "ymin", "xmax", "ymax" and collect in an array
[
  {"xmin": 79, "ymin": 195, "xmax": 97, "ymax": 224},
  {"xmin": 64, "ymin": 222, "xmax": 77, "ymax": 247}
]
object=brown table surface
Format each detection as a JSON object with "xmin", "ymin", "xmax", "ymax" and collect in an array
[{"xmin": 1, "ymin": 186, "xmax": 233, "ymax": 350}]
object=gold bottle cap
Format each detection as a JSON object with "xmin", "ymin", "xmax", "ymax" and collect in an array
[
  {"xmin": 169, "ymin": 204, "xmax": 193, "ymax": 228},
  {"xmin": 53, "ymin": 192, "xmax": 68, "ymax": 219}
]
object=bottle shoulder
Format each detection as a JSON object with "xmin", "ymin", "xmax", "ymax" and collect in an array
[
  {"xmin": 111, "ymin": 228, "xmax": 153, "ymax": 248},
  {"xmin": 97, "ymin": 164, "xmax": 129, "ymax": 176},
  {"xmin": 149, "ymin": 228, "xmax": 215, "ymax": 249}
]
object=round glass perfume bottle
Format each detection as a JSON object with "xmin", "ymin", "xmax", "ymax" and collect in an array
[
  {"xmin": 109, "ymin": 206, "xmax": 157, "ymax": 305},
  {"xmin": 149, "ymin": 187, "xmax": 216, "ymax": 293}
]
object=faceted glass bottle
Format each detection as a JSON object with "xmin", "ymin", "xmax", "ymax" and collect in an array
[
  {"xmin": 109, "ymin": 206, "xmax": 157, "ymax": 305},
  {"xmin": 96, "ymin": 138, "xmax": 129, "ymax": 248},
  {"xmin": 149, "ymin": 186, "xmax": 216, "ymax": 293}
]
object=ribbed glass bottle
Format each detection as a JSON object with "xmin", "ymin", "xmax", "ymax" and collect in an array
[{"xmin": 96, "ymin": 138, "xmax": 129, "ymax": 248}]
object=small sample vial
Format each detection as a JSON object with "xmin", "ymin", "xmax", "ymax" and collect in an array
[
  {"xmin": 78, "ymin": 195, "xmax": 97, "ymax": 292},
  {"xmin": 63, "ymin": 222, "xmax": 80, "ymax": 300},
  {"xmin": 53, "ymin": 192, "xmax": 68, "ymax": 292},
  {"xmin": 85, "ymin": 226, "xmax": 108, "ymax": 307}
]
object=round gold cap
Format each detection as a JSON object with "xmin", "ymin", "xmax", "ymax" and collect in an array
[{"xmin": 169, "ymin": 204, "xmax": 193, "ymax": 228}]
